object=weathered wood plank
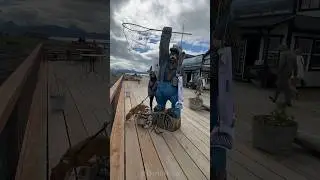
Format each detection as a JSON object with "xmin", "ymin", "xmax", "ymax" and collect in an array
[
  {"xmin": 49, "ymin": 63, "xmax": 88, "ymax": 146},
  {"xmin": 110, "ymin": 84, "xmax": 125, "ymax": 180},
  {"xmin": 229, "ymin": 148, "xmax": 286, "ymax": 180},
  {"xmin": 47, "ymin": 63, "xmax": 69, "ymax": 174},
  {"xmin": 183, "ymin": 108, "xmax": 210, "ymax": 128},
  {"xmin": 181, "ymin": 113, "xmax": 209, "ymax": 138},
  {"xmin": 15, "ymin": 60, "xmax": 48, "ymax": 180},
  {"xmin": 124, "ymin": 82, "xmax": 146, "ymax": 180},
  {"xmin": 63, "ymin": 87, "xmax": 89, "ymax": 144},
  {"xmin": 0, "ymin": 44, "xmax": 42, "ymax": 133},
  {"xmin": 227, "ymin": 156, "xmax": 261, "ymax": 180},
  {"xmin": 134, "ymin": 83, "xmax": 187, "ymax": 180},
  {"xmin": 130, "ymin": 94, "xmax": 167, "ymax": 180},
  {"xmin": 233, "ymin": 117, "xmax": 310, "ymax": 180},
  {"xmin": 179, "ymin": 124, "xmax": 209, "ymax": 159},
  {"xmin": 149, "ymin": 132, "xmax": 187, "ymax": 180},
  {"xmin": 173, "ymin": 131, "xmax": 210, "ymax": 179},
  {"xmin": 162, "ymin": 132, "xmax": 208, "ymax": 180},
  {"xmin": 233, "ymin": 141, "xmax": 309, "ymax": 180},
  {"xmin": 110, "ymin": 76, "xmax": 123, "ymax": 100}
]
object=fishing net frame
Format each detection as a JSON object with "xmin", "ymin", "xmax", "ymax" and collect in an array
[{"xmin": 122, "ymin": 22, "xmax": 192, "ymax": 51}]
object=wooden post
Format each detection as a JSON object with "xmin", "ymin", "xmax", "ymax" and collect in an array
[
  {"xmin": 212, "ymin": 0, "xmax": 233, "ymax": 179},
  {"xmin": 261, "ymin": 29, "xmax": 270, "ymax": 88}
]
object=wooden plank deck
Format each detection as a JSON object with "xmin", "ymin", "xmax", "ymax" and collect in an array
[
  {"xmin": 228, "ymin": 82, "xmax": 320, "ymax": 180},
  {"xmin": 47, "ymin": 60, "xmax": 110, "ymax": 178},
  {"xmin": 122, "ymin": 80, "xmax": 210, "ymax": 180}
]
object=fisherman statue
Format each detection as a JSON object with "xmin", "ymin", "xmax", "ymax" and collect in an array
[{"xmin": 152, "ymin": 26, "xmax": 185, "ymax": 132}]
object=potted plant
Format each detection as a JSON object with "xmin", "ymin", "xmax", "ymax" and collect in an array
[{"xmin": 252, "ymin": 103, "xmax": 298, "ymax": 154}]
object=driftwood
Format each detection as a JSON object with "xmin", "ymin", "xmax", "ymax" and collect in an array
[
  {"xmin": 125, "ymin": 104, "xmax": 149, "ymax": 121},
  {"xmin": 50, "ymin": 136, "xmax": 109, "ymax": 180}
]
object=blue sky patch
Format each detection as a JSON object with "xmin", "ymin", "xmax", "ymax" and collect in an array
[{"xmin": 149, "ymin": 38, "xmax": 159, "ymax": 44}]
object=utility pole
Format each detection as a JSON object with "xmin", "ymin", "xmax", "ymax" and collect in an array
[{"xmin": 180, "ymin": 23, "xmax": 184, "ymax": 49}]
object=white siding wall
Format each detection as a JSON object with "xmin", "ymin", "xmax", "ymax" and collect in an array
[{"xmin": 291, "ymin": 32, "xmax": 320, "ymax": 87}]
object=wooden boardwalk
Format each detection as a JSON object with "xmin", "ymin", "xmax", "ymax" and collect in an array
[
  {"xmin": 12, "ymin": 43, "xmax": 111, "ymax": 180},
  {"xmin": 227, "ymin": 82, "xmax": 320, "ymax": 180},
  {"xmin": 3, "ymin": 43, "xmax": 320, "ymax": 180},
  {"xmin": 47, "ymin": 60, "xmax": 110, "ymax": 177},
  {"xmin": 116, "ymin": 80, "xmax": 210, "ymax": 180}
]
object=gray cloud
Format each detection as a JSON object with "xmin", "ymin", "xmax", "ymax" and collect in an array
[
  {"xmin": 110, "ymin": 0, "xmax": 210, "ymax": 71},
  {"xmin": 0, "ymin": 0, "xmax": 109, "ymax": 32}
]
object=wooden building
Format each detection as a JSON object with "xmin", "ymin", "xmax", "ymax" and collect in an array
[
  {"xmin": 182, "ymin": 50, "xmax": 210, "ymax": 89},
  {"xmin": 232, "ymin": 0, "xmax": 320, "ymax": 87}
]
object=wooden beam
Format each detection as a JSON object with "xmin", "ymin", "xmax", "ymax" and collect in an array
[
  {"xmin": 15, "ymin": 60, "xmax": 48, "ymax": 180},
  {"xmin": 0, "ymin": 44, "xmax": 42, "ymax": 134},
  {"xmin": 110, "ymin": 76, "xmax": 123, "ymax": 101},
  {"xmin": 110, "ymin": 83, "xmax": 125, "ymax": 180}
]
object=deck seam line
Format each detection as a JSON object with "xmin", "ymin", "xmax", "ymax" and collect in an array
[
  {"xmin": 63, "ymin": 76, "xmax": 89, "ymax": 137},
  {"xmin": 136, "ymin": 86, "xmax": 200, "ymax": 179},
  {"xmin": 129, "ymin": 86, "xmax": 147, "ymax": 179},
  {"xmin": 171, "ymin": 132, "xmax": 209, "ymax": 179},
  {"xmin": 183, "ymin": 109, "xmax": 209, "ymax": 127},
  {"xmin": 179, "ymin": 126, "xmax": 209, "ymax": 161},
  {"xmin": 233, "ymin": 147, "xmax": 303, "ymax": 179},
  {"xmin": 75, "ymin": 73, "xmax": 109, "ymax": 136},
  {"xmin": 160, "ymin": 133, "xmax": 189, "ymax": 179},
  {"xmin": 183, "ymin": 109, "xmax": 210, "ymax": 129},
  {"xmin": 62, "ymin": 110, "xmax": 80, "ymax": 180},
  {"xmin": 228, "ymin": 155, "xmax": 265, "ymax": 180},
  {"xmin": 182, "ymin": 122, "xmax": 209, "ymax": 147},
  {"xmin": 184, "ymin": 107, "xmax": 210, "ymax": 122},
  {"xmin": 135, "ymin": 93, "xmax": 169, "ymax": 180},
  {"xmin": 182, "ymin": 113, "xmax": 209, "ymax": 137},
  {"xmin": 233, "ymin": 128, "xmax": 309, "ymax": 179}
]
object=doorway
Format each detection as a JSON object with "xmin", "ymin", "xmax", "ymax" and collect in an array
[
  {"xmin": 245, "ymin": 36, "xmax": 261, "ymax": 67},
  {"xmin": 186, "ymin": 73, "xmax": 192, "ymax": 82}
]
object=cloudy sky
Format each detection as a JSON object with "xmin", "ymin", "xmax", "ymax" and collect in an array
[
  {"xmin": 110, "ymin": 0, "xmax": 210, "ymax": 72},
  {"xmin": 0, "ymin": 0, "xmax": 109, "ymax": 33}
]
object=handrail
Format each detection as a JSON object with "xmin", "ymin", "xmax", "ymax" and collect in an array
[
  {"xmin": 0, "ymin": 43, "xmax": 43, "ymax": 180},
  {"xmin": 110, "ymin": 76, "xmax": 125, "ymax": 180},
  {"xmin": 110, "ymin": 75, "xmax": 123, "ymax": 101},
  {"xmin": 0, "ymin": 43, "xmax": 42, "ymax": 133}
]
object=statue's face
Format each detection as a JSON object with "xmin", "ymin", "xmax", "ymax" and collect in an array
[{"xmin": 169, "ymin": 48, "xmax": 179, "ymax": 64}]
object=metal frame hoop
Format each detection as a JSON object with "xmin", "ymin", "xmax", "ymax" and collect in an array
[
  {"xmin": 122, "ymin": 22, "xmax": 192, "ymax": 35},
  {"xmin": 122, "ymin": 22, "xmax": 151, "ymax": 33}
]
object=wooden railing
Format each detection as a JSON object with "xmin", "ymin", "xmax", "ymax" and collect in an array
[
  {"xmin": 110, "ymin": 76, "xmax": 125, "ymax": 180},
  {"xmin": 0, "ymin": 41, "xmax": 124, "ymax": 179},
  {"xmin": 0, "ymin": 44, "xmax": 43, "ymax": 180}
]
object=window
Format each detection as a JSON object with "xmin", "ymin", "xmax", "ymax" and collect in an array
[
  {"xmin": 268, "ymin": 37, "xmax": 282, "ymax": 51},
  {"xmin": 310, "ymin": 40, "xmax": 320, "ymax": 70},
  {"xmin": 300, "ymin": 0, "xmax": 320, "ymax": 10},
  {"xmin": 295, "ymin": 37, "xmax": 320, "ymax": 71},
  {"xmin": 266, "ymin": 36, "xmax": 282, "ymax": 66}
]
